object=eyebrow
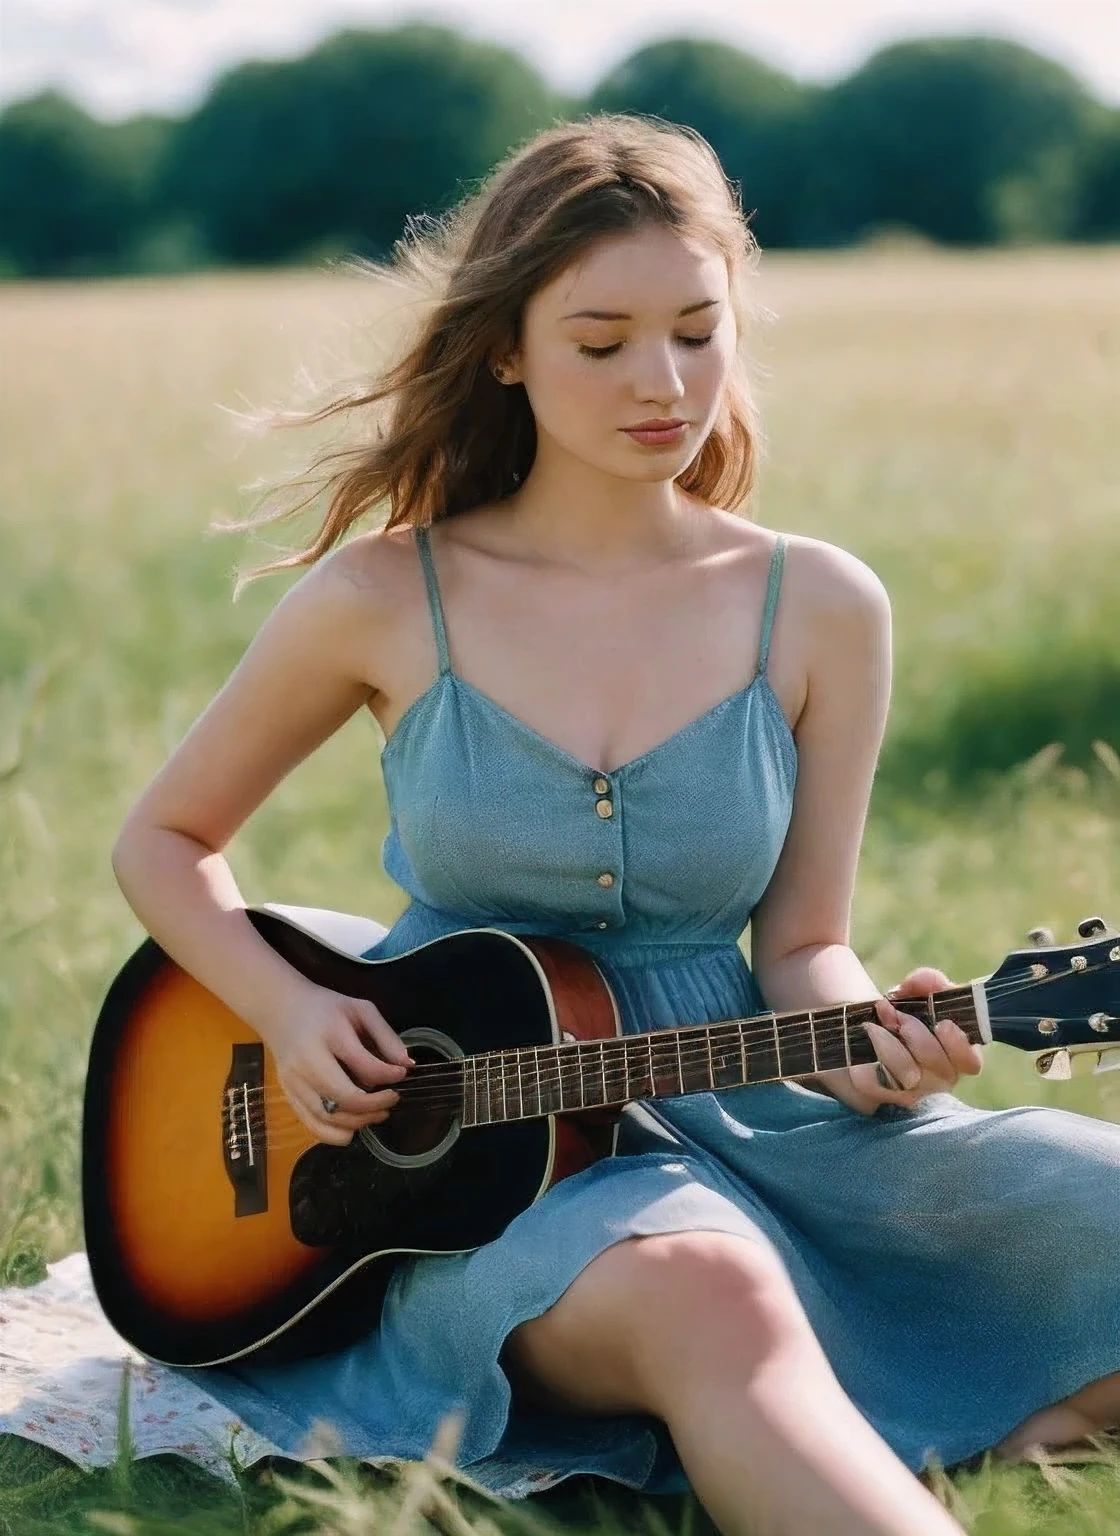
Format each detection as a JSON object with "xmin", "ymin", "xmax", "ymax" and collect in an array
[{"xmin": 560, "ymin": 298, "xmax": 722, "ymax": 321}]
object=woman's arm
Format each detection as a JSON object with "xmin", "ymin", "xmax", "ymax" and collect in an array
[
  {"xmin": 111, "ymin": 552, "xmax": 375, "ymax": 1030},
  {"xmin": 109, "ymin": 544, "xmax": 422, "ymax": 1149},
  {"xmin": 747, "ymin": 539, "xmax": 980, "ymax": 1114}
]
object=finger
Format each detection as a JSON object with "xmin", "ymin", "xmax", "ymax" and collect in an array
[
  {"xmin": 891, "ymin": 1009, "xmax": 957, "ymax": 1081},
  {"xmin": 335, "ymin": 1029, "xmax": 411, "ymax": 1092},
  {"xmin": 847, "ymin": 1059, "xmax": 923, "ymax": 1107},
  {"xmin": 887, "ymin": 967, "xmax": 954, "ymax": 1000},
  {"xmin": 285, "ymin": 1085, "xmax": 356, "ymax": 1146},
  {"xmin": 313, "ymin": 1052, "xmax": 404, "ymax": 1117},
  {"xmin": 348, "ymin": 999, "xmax": 415, "ymax": 1068},
  {"xmin": 933, "ymin": 1019, "xmax": 985, "ymax": 1075},
  {"xmin": 864, "ymin": 1020, "xmax": 923, "ymax": 1091}
]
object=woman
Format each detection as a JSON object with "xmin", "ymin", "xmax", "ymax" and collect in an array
[{"xmin": 110, "ymin": 116, "xmax": 1120, "ymax": 1536}]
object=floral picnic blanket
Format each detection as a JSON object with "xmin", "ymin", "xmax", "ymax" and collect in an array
[{"xmin": 0, "ymin": 1250, "xmax": 289, "ymax": 1484}]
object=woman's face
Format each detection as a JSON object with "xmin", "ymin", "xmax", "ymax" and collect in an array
[{"xmin": 504, "ymin": 223, "xmax": 736, "ymax": 483}]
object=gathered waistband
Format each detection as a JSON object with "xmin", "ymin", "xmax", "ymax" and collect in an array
[
  {"xmin": 388, "ymin": 898, "xmax": 750, "ymax": 972},
  {"xmin": 570, "ymin": 938, "xmax": 749, "ymax": 971}
]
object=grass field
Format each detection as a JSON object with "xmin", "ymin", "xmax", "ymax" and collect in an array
[{"xmin": 1, "ymin": 245, "xmax": 1119, "ymax": 1533}]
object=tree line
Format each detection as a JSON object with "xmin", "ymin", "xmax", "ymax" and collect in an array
[{"xmin": 1, "ymin": 24, "xmax": 1117, "ymax": 279}]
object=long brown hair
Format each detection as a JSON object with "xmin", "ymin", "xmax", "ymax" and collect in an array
[{"xmin": 224, "ymin": 112, "xmax": 765, "ymax": 592}]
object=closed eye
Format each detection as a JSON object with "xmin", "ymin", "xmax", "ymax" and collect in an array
[{"xmin": 578, "ymin": 335, "xmax": 716, "ymax": 359}]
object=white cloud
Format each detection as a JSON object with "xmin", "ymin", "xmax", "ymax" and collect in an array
[{"xmin": 2, "ymin": 0, "xmax": 1117, "ymax": 120}]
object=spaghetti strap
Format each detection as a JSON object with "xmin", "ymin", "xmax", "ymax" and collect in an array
[
  {"xmin": 414, "ymin": 525, "xmax": 451, "ymax": 676},
  {"xmin": 755, "ymin": 533, "xmax": 787, "ymax": 679}
]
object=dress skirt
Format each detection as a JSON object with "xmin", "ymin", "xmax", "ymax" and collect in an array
[{"xmin": 184, "ymin": 917, "xmax": 1120, "ymax": 1502}]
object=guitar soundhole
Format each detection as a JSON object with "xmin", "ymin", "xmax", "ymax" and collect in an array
[
  {"xmin": 380, "ymin": 1041, "xmax": 457, "ymax": 1154},
  {"xmin": 358, "ymin": 1031, "xmax": 463, "ymax": 1169}
]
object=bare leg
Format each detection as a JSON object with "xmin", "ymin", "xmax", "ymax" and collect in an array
[
  {"xmin": 994, "ymin": 1369, "xmax": 1120, "ymax": 1460},
  {"xmin": 503, "ymin": 1231, "xmax": 963, "ymax": 1536}
]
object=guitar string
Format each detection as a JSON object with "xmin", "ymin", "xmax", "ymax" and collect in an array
[
  {"xmin": 225, "ymin": 966, "xmax": 1114, "ymax": 1138},
  {"xmin": 232, "ymin": 984, "xmax": 987, "ymax": 1114},
  {"xmin": 229, "ymin": 963, "xmax": 1095, "ymax": 1112},
  {"xmin": 249, "ymin": 1009, "xmax": 1118, "ymax": 1156},
  {"xmin": 228, "ymin": 964, "xmax": 1106, "ymax": 1119}
]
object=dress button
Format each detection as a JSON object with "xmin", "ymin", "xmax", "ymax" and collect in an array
[
  {"xmin": 595, "ymin": 798, "xmax": 613, "ymax": 819},
  {"xmin": 592, "ymin": 775, "xmax": 610, "ymax": 794},
  {"xmin": 595, "ymin": 921, "xmax": 609, "ymax": 930},
  {"xmin": 596, "ymin": 872, "xmax": 614, "ymax": 888}
]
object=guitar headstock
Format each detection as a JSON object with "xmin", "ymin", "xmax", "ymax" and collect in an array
[{"xmin": 984, "ymin": 915, "xmax": 1120, "ymax": 1080}]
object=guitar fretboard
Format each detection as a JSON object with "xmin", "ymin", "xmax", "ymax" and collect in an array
[{"xmin": 398, "ymin": 986, "xmax": 981, "ymax": 1127}]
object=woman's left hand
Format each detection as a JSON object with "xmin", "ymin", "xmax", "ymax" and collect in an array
[{"xmin": 812, "ymin": 966, "xmax": 985, "ymax": 1116}]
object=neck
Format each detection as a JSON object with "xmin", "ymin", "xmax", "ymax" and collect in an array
[
  {"xmin": 504, "ymin": 439, "xmax": 704, "ymax": 571},
  {"xmin": 398, "ymin": 986, "xmax": 984, "ymax": 1128}
]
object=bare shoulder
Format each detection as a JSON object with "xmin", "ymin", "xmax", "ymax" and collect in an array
[
  {"xmin": 780, "ymin": 531, "xmax": 890, "ymax": 624},
  {"xmin": 312, "ymin": 524, "xmax": 421, "ymax": 609},
  {"xmin": 292, "ymin": 524, "xmax": 426, "ymax": 670},
  {"xmin": 707, "ymin": 509, "xmax": 888, "ymax": 622}
]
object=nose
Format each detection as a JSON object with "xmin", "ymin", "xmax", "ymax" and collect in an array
[{"xmin": 631, "ymin": 337, "xmax": 686, "ymax": 407}]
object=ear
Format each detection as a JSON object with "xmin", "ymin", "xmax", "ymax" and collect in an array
[{"xmin": 489, "ymin": 350, "xmax": 522, "ymax": 386}]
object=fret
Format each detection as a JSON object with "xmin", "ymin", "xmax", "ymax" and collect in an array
[
  {"xmin": 500, "ymin": 1051, "xmax": 508, "ymax": 1122},
  {"xmin": 647, "ymin": 1033, "xmax": 655, "ymax": 1098},
  {"xmin": 529, "ymin": 1049, "xmax": 542, "ymax": 1118},
  {"xmin": 600, "ymin": 1041, "xmax": 608, "ymax": 1107},
  {"xmin": 675, "ymin": 1030, "xmax": 684, "ymax": 1094},
  {"xmin": 739, "ymin": 1019, "xmax": 748, "ymax": 1086},
  {"xmin": 613, "ymin": 1038, "xmax": 630, "ymax": 1103},
  {"xmin": 577, "ymin": 1043, "xmax": 586, "ymax": 1109},
  {"xmin": 546, "ymin": 1046, "xmax": 562, "ymax": 1114},
  {"xmin": 514, "ymin": 1046, "xmax": 523, "ymax": 1119},
  {"xmin": 555, "ymin": 1045, "xmax": 567, "ymax": 1112},
  {"xmin": 806, "ymin": 1009, "xmax": 817, "ymax": 1073},
  {"xmin": 705, "ymin": 1028, "xmax": 715, "ymax": 1089},
  {"xmin": 558, "ymin": 1043, "xmax": 570, "ymax": 1112},
  {"xmin": 770, "ymin": 1011, "xmax": 782, "ymax": 1078},
  {"xmin": 843, "ymin": 1003, "xmax": 852, "ymax": 1069}
]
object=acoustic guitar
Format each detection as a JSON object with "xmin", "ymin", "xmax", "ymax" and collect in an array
[{"xmin": 81, "ymin": 905, "xmax": 1120, "ymax": 1368}]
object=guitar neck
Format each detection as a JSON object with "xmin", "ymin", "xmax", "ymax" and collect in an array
[{"xmin": 413, "ymin": 984, "xmax": 984, "ymax": 1128}]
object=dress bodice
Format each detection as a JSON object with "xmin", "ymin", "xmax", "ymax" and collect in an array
[{"xmin": 376, "ymin": 524, "xmax": 798, "ymax": 961}]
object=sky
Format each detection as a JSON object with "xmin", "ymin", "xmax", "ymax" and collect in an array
[{"xmin": 4, "ymin": 0, "xmax": 1119, "ymax": 122}]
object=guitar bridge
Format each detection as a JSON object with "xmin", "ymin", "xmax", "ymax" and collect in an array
[{"xmin": 222, "ymin": 1043, "xmax": 268, "ymax": 1216}]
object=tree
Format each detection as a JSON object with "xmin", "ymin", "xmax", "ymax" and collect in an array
[
  {"xmin": 587, "ymin": 39, "xmax": 815, "ymax": 247},
  {"xmin": 800, "ymin": 37, "xmax": 1098, "ymax": 245},
  {"xmin": 156, "ymin": 23, "xmax": 560, "ymax": 264},
  {"xmin": 0, "ymin": 92, "xmax": 165, "ymax": 276},
  {"xmin": 1073, "ymin": 108, "xmax": 1120, "ymax": 239}
]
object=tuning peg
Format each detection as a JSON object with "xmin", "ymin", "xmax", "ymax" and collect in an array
[
  {"xmin": 1093, "ymin": 1050, "xmax": 1120, "ymax": 1075},
  {"xmin": 1077, "ymin": 915, "xmax": 1114, "ymax": 939},
  {"xmin": 1035, "ymin": 1048, "xmax": 1071, "ymax": 1080},
  {"xmin": 1028, "ymin": 926, "xmax": 1055, "ymax": 947}
]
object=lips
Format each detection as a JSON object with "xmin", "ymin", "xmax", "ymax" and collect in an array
[{"xmin": 622, "ymin": 419, "xmax": 689, "ymax": 446}]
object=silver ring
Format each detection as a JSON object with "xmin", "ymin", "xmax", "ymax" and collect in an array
[{"xmin": 320, "ymin": 1096, "xmax": 340, "ymax": 1115}]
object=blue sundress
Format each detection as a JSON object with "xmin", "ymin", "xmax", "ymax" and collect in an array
[{"xmin": 186, "ymin": 523, "xmax": 1120, "ymax": 1502}]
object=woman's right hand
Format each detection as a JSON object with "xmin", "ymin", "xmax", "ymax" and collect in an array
[{"xmin": 263, "ymin": 984, "xmax": 415, "ymax": 1146}]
